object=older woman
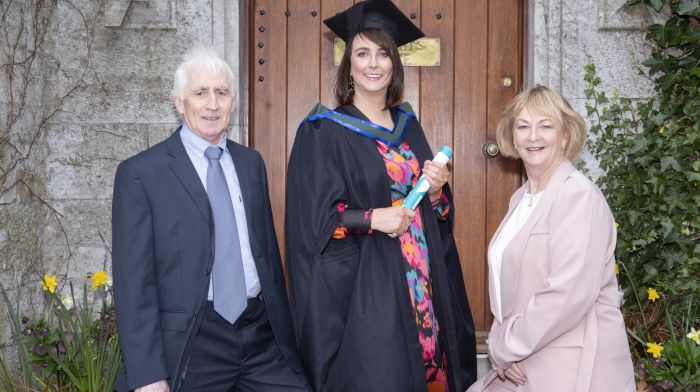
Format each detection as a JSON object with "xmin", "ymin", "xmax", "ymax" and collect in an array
[
  {"xmin": 468, "ymin": 85, "xmax": 635, "ymax": 392},
  {"xmin": 285, "ymin": 1, "xmax": 477, "ymax": 391}
]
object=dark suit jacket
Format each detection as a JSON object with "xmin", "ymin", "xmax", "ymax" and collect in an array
[{"xmin": 112, "ymin": 128, "xmax": 303, "ymax": 391}]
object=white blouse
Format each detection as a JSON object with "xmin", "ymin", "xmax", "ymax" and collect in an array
[{"xmin": 488, "ymin": 191, "xmax": 543, "ymax": 320}]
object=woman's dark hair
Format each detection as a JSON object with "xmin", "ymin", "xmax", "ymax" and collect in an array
[{"xmin": 335, "ymin": 28, "xmax": 404, "ymax": 109}]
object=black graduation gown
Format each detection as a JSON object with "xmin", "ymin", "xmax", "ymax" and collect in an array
[{"xmin": 285, "ymin": 103, "xmax": 477, "ymax": 392}]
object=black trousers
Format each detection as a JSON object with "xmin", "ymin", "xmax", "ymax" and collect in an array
[{"xmin": 180, "ymin": 298, "xmax": 310, "ymax": 392}]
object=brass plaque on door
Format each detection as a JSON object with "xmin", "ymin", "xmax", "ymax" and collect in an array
[{"xmin": 334, "ymin": 38, "xmax": 441, "ymax": 67}]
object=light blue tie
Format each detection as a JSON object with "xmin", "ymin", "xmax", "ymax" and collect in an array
[{"xmin": 204, "ymin": 146, "xmax": 247, "ymax": 324}]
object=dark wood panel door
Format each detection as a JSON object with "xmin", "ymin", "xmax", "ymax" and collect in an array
[{"xmin": 248, "ymin": 0, "xmax": 524, "ymax": 336}]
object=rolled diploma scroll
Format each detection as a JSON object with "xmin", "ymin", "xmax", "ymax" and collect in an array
[{"xmin": 403, "ymin": 146, "xmax": 454, "ymax": 210}]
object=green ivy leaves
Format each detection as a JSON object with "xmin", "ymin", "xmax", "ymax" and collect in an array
[{"xmin": 587, "ymin": 2, "xmax": 700, "ymax": 326}]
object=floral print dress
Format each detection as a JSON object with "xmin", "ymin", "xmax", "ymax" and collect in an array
[
  {"xmin": 332, "ymin": 139, "xmax": 451, "ymax": 391},
  {"xmin": 377, "ymin": 140, "xmax": 450, "ymax": 392}
]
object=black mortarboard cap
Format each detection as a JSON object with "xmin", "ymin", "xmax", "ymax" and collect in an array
[{"xmin": 323, "ymin": 0, "xmax": 424, "ymax": 47}]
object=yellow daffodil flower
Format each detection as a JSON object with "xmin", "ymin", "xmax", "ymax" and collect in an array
[
  {"xmin": 41, "ymin": 274, "xmax": 57, "ymax": 293},
  {"xmin": 646, "ymin": 342, "xmax": 664, "ymax": 358},
  {"xmin": 91, "ymin": 271, "xmax": 109, "ymax": 291},
  {"xmin": 687, "ymin": 328, "xmax": 700, "ymax": 345},
  {"xmin": 647, "ymin": 287, "xmax": 660, "ymax": 302},
  {"xmin": 615, "ymin": 263, "xmax": 619, "ymax": 275},
  {"xmin": 615, "ymin": 221, "xmax": 619, "ymax": 230}
]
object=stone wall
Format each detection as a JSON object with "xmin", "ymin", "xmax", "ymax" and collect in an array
[
  {"xmin": 0, "ymin": 0, "xmax": 242, "ymax": 350},
  {"xmin": 529, "ymin": 0, "xmax": 659, "ymax": 174}
]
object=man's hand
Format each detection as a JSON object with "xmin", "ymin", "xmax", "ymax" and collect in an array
[{"xmin": 135, "ymin": 380, "xmax": 170, "ymax": 392}]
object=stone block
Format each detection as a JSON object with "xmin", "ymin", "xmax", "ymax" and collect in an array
[
  {"xmin": 44, "ymin": 123, "xmax": 177, "ymax": 200},
  {"xmin": 105, "ymin": 0, "xmax": 176, "ymax": 29},
  {"xmin": 598, "ymin": 0, "xmax": 669, "ymax": 31},
  {"xmin": 41, "ymin": 199, "xmax": 112, "ymax": 247},
  {"xmin": 531, "ymin": 0, "xmax": 655, "ymax": 102}
]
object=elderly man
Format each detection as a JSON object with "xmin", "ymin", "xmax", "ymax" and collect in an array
[{"xmin": 112, "ymin": 47, "xmax": 309, "ymax": 392}]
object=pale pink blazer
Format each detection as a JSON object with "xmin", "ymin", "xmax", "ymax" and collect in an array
[{"xmin": 468, "ymin": 161, "xmax": 635, "ymax": 392}]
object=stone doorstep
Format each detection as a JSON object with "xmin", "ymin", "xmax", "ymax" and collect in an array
[
  {"xmin": 476, "ymin": 330, "xmax": 490, "ymax": 378},
  {"xmin": 476, "ymin": 353, "xmax": 490, "ymax": 380}
]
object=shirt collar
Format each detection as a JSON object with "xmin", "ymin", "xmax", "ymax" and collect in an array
[{"xmin": 180, "ymin": 124, "xmax": 229, "ymax": 158}]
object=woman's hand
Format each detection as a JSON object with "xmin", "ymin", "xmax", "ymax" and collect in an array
[
  {"xmin": 486, "ymin": 338, "xmax": 505, "ymax": 380},
  {"xmin": 423, "ymin": 160, "xmax": 449, "ymax": 202},
  {"xmin": 489, "ymin": 359, "xmax": 526, "ymax": 385},
  {"xmin": 488, "ymin": 353, "xmax": 506, "ymax": 381},
  {"xmin": 487, "ymin": 338, "xmax": 526, "ymax": 385},
  {"xmin": 504, "ymin": 363, "xmax": 527, "ymax": 385},
  {"xmin": 371, "ymin": 206, "xmax": 415, "ymax": 236}
]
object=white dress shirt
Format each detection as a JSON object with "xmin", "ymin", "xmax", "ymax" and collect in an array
[
  {"xmin": 179, "ymin": 125, "xmax": 261, "ymax": 298},
  {"xmin": 488, "ymin": 191, "xmax": 542, "ymax": 320}
]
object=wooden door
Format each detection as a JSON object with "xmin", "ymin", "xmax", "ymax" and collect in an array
[{"xmin": 247, "ymin": 0, "xmax": 524, "ymax": 340}]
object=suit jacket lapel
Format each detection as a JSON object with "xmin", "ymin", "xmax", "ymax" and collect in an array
[
  {"xmin": 166, "ymin": 127, "xmax": 212, "ymax": 224},
  {"xmin": 488, "ymin": 184, "xmax": 528, "ymax": 322},
  {"xmin": 227, "ymin": 140, "xmax": 263, "ymax": 258},
  {"xmin": 498, "ymin": 160, "xmax": 577, "ymax": 319}
]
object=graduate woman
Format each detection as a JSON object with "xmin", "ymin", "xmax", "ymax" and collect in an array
[{"xmin": 285, "ymin": 1, "xmax": 477, "ymax": 391}]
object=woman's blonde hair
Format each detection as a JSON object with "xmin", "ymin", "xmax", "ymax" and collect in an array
[{"xmin": 496, "ymin": 85, "xmax": 587, "ymax": 159}]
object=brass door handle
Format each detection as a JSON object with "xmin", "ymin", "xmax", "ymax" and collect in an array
[{"xmin": 482, "ymin": 141, "xmax": 500, "ymax": 158}]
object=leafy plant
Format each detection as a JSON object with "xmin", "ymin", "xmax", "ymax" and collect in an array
[
  {"xmin": 584, "ymin": 0, "xmax": 699, "ymax": 390},
  {"xmin": 642, "ymin": 339, "xmax": 700, "ymax": 391},
  {"xmin": 0, "ymin": 273, "xmax": 120, "ymax": 391},
  {"xmin": 0, "ymin": 283, "xmax": 38, "ymax": 391},
  {"xmin": 585, "ymin": 1, "xmax": 699, "ymax": 318},
  {"xmin": 628, "ymin": 294, "xmax": 700, "ymax": 391}
]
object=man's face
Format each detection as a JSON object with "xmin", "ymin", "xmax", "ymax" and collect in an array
[{"xmin": 174, "ymin": 68, "xmax": 235, "ymax": 144}]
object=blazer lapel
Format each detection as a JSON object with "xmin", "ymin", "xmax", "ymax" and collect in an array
[
  {"xmin": 227, "ymin": 140, "xmax": 263, "ymax": 258},
  {"xmin": 499, "ymin": 160, "xmax": 577, "ymax": 319},
  {"xmin": 488, "ymin": 184, "xmax": 528, "ymax": 323},
  {"xmin": 166, "ymin": 127, "xmax": 212, "ymax": 224}
]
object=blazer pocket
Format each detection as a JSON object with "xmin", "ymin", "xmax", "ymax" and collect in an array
[
  {"xmin": 548, "ymin": 323, "xmax": 585, "ymax": 348},
  {"xmin": 159, "ymin": 310, "xmax": 188, "ymax": 332}
]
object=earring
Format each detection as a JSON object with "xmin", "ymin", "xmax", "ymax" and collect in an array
[{"xmin": 348, "ymin": 76, "xmax": 355, "ymax": 95}]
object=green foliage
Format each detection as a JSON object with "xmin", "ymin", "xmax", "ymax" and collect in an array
[
  {"xmin": 585, "ymin": 61, "xmax": 700, "ymax": 306},
  {"xmin": 585, "ymin": 4, "xmax": 700, "ymax": 312},
  {"xmin": 0, "ymin": 284, "xmax": 38, "ymax": 391},
  {"xmin": 628, "ymin": 296, "xmax": 700, "ymax": 391},
  {"xmin": 642, "ymin": 339, "xmax": 700, "ymax": 390},
  {"xmin": 586, "ymin": 0, "xmax": 700, "ymax": 390},
  {"xmin": 0, "ymin": 276, "xmax": 120, "ymax": 391}
]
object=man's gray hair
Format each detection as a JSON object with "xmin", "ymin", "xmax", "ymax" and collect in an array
[{"xmin": 172, "ymin": 47, "xmax": 236, "ymax": 100}]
